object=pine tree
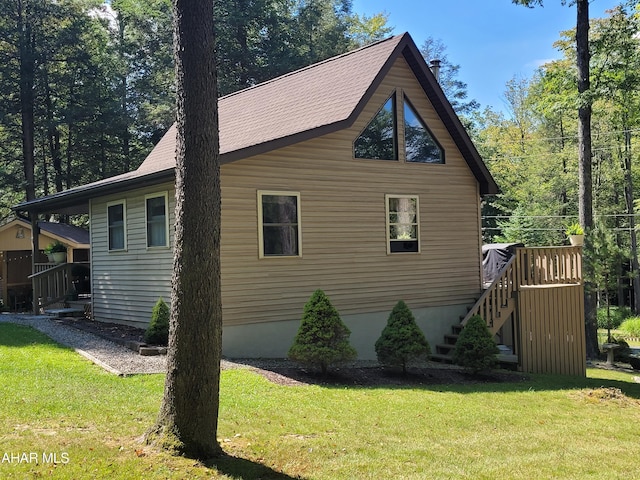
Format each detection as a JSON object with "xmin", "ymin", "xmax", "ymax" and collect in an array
[
  {"xmin": 453, "ymin": 314, "xmax": 499, "ymax": 375},
  {"xmin": 288, "ymin": 289, "xmax": 357, "ymax": 374},
  {"xmin": 375, "ymin": 300, "xmax": 430, "ymax": 374},
  {"xmin": 145, "ymin": 297, "xmax": 170, "ymax": 345}
]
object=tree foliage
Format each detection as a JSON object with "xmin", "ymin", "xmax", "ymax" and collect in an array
[
  {"xmin": 0, "ymin": 0, "xmax": 391, "ymax": 219},
  {"xmin": 374, "ymin": 300, "xmax": 430, "ymax": 374},
  {"xmin": 288, "ymin": 289, "xmax": 357, "ymax": 374},
  {"xmin": 145, "ymin": 297, "xmax": 170, "ymax": 345},
  {"xmin": 453, "ymin": 315, "xmax": 499, "ymax": 375}
]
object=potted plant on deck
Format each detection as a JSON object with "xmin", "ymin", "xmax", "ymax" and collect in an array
[
  {"xmin": 565, "ymin": 223, "xmax": 584, "ymax": 246},
  {"xmin": 44, "ymin": 240, "xmax": 68, "ymax": 263}
]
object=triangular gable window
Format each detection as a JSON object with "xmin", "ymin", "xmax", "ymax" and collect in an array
[
  {"xmin": 354, "ymin": 94, "xmax": 397, "ymax": 161},
  {"xmin": 404, "ymin": 98, "xmax": 444, "ymax": 164}
]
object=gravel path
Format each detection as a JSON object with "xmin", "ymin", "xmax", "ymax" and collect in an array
[{"xmin": 0, "ymin": 313, "xmax": 167, "ymax": 375}]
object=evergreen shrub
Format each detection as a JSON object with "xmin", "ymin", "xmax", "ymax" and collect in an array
[
  {"xmin": 597, "ymin": 306, "xmax": 632, "ymax": 329},
  {"xmin": 629, "ymin": 356, "xmax": 640, "ymax": 371},
  {"xmin": 453, "ymin": 314, "xmax": 499, "ymax": 374},
  {"xmin": 375, "ymin": 300, "xmax": 430, "ymax": 373},
  {"xmin": 288, "ymin": 289, "xmax": 357, "ymax": 374},
  {"xmin": 145, "ymin": 297, "xmax": 170, "ymax": 345}
]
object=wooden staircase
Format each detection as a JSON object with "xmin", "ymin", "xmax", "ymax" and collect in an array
[{"xmin": 430, "ymin": 254, "xmax": 519, "ymax": 364}]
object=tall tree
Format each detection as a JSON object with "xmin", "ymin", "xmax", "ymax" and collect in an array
[
  {"xmin": 145, "ymin": 0, "xmax": 222, "ymax": 459},
  {"xmin": 590, "ymin": 5, "xmax": 640, "ymax": 313},
  {"xmin": 512, "ymin": 0, "xmax": 598, "ymax": 358},
  {"xmin": 419, "ymin": 37, "xmax": 479, "ymax": 117}
]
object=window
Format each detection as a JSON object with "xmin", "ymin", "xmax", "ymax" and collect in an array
[
  {"xmin": 258, "ymin": 191, "xmax": 301, "ymax": 258},
  {"xmin": 404, "ymin": 97, "xmax": 444, "ymax": 164},
  {"xmin": 146, "ymin": 193, "xmax": 169, "ymax": 247},
  {"xmin": 354, "ymin": 94, "xmax": 397, "ymax": 160},
  {"xmin": 107, "ymin": 200, "xmax": 126, "ymax": 251},
  {"xmin": 353, "ymin": 92, "xmax": 445, "ymax": 164},
  {"xmin": 386, "ymin": 195, "xmax": 419, "ymax": 253}
]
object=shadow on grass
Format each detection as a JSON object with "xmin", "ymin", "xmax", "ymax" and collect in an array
[
  {"xmin": 206, "ymin": 452, "xmax": 304, "ymax": 480},
  {"xmin": 0, "ymin": 321, "xmax": 69, "ymax": 349},
  {"xmin": 239, "ymin": 360, "xmax": 640, "ymax": 399}
]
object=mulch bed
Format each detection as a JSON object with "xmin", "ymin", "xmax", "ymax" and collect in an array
[{"xmin": 55, "ymin": 316, "xmax": 529, "ymax": 387}]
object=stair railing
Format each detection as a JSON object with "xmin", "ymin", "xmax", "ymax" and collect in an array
[
  {"xmin": 29, "ymin": 263, "xmax": 78, "ymax": 312},
  {"xmin": 461, "ymin": 254, "xmax": 518, "ymax": 334}
]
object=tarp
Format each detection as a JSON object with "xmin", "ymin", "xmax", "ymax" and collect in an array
[{"xmin": 482, "ymin": 243, "xmax": 523, "ymax": 286}]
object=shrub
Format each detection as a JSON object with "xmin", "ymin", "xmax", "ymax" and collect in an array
[
  {"xmin": 619, "ymin": 317, "xmax": 640, "ymax": 338},
  {"xmin": 629, "ymin": 356, "xmax": 640, "ymax": 371},
  {"xmin": 597, "ymin": 306, "xmax": 632, "ymax": 329},
  {"xmin": 145, "ymin": 297, "xmax": 170, "ymax": 346},
  {"xmin": 375, "ymin": 300, "xmax": 430, "ymax": 374},
  {"xmin": 288, "ymin": 290, "xmax": 357, "ymax": 374},
  {"xmin": 453, "ymin": 314, "xmax": 499, "ymax": 375}
]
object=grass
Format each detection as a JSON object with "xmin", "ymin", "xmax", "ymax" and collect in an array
[{"xmin": 2, "ymin": 322, "xmax": 640, "ymax": 479}]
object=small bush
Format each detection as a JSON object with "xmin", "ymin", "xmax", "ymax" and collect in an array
[
  {"xmin": 288, "ymin": 290, "xmax": 357, "ymax": 374},
  {"xmin": 629, "ymin": 356, "xmax": 640, "ymax": 371},
  {"xmin": 597, "ymin": 306, "xmax": 632, "ymax": 329},
  {"xmin": 145, "ymin": 297, "xmax": 170, "ymax": 346},
  {"xmin": 619, "ymin": 317, "xmax": 640, "ymax": 338},
  {"xmin": 453, "ymin": 314, "xmax": 499, "ymax": 375},
  {"xmin": 375, "ymin": 300, "xmax": 430, "ymax": 374}
]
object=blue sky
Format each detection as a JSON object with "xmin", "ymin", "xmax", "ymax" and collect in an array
[{"xmin": 352, "ymin": 0, "xmax": 622, "ymax": 113}]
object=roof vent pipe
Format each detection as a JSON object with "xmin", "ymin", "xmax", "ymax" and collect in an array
[{"xmin": 430, "ymin": 59, "xmax": 441, "ymax": 83}]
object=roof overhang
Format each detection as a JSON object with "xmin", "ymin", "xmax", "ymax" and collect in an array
[{"xmin": 13, "ymin": 169, "xmax": 174, "ymax": 216}]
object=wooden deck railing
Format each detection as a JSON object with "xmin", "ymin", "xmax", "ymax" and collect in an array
[
  {"xmin": 516, "ymin": 246, "xmax": 582, "ymax": 287},
  {"xmin": 462, "ymin": 246, "xmax": 583, "ymax": 334},
  {"xmin": 29, "ymin": 262, "xmax": 90, "ymax": 312}
]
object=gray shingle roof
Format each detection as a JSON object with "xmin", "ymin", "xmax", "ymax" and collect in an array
[{"xmin": 14, "ymin": 32, "xmax": 498, "ymax": 215}]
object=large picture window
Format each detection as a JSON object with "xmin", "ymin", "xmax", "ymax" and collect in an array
[
  {"xmin": 146, "ymin": 193, "xmax": 169, "ymax": 248},
  {"xmin": 258, "ymin": 191, "xmax": 301, "ymax": 258},
  {"xmin": 386, "ymin": 195, "xmax": 419, "ymax": 254},
  {"xmin": 107, "ymin": 200, "xmax": 126, "ymax": 251}
]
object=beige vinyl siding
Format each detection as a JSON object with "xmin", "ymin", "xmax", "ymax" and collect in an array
[
  {"xmin": 219, "ymin": 58, "xmax": 482, "ymax": 326},
  {"xmin": 90, "ymin": 185, "xmax": 174, "ymax": 327},
  {"xmin": 90, "ymin": 57, "xmax": 482, "ymax": 329}
]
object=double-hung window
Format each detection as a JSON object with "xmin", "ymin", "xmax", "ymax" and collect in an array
[
  {"xmin": 258, "ymin": 191, "xmax": 301, "ymax": 258},
  {"xmin": 386, "ymin": 194, "xmax": 420, "ymax": 253},
  {"xmin": 107, "ymin": 200, "xmax": 126, "ymax": 251},
  {"xmin": 146, "ymin": 193, "xmax": 169, "ymax": 248}
]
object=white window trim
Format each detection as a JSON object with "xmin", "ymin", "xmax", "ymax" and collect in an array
[
  {"xmin": 257, "ymin": 190, "xmax": 302, "ymax": 259},
  {"xmin": 385, "ymin": 194, "xmax": 420, "ymax": 255},
  {"xmin": 107, "ymin": 199, "xmax": 127, "ymax": 252},
  {"xmin": 144, "ymin": 192, "xmax": 170, "ymax": 249}
]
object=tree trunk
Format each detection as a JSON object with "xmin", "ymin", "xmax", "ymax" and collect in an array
[
  {"xmin": 576, "ymin": 0, "xmax": 598, "ymax": 359},
  {"xmin": 18, "ymin": 5, "xmax": 36, "ymax": 202},
  {"xmin": 146, "ymin": 0, "xmax": 222, "ymax": 460}
]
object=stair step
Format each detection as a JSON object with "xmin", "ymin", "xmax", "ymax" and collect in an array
[
  {"xmin": 429, "ymin": 353, "xmax": 454, "ymax": 363},
  {"xmin": 444, "ymin": 334, "xmax": 459, "ymax": 344},
  {"xmin": 451, "ymin": 324, "xmax": 463, "ymax": 334},
  {"xmin": 45, "ymin": 308, "xmax": 85, "ymax": 318},
  {"xmin": 436, "ymin": 343, "xmax": 456, "ymax": 354}
]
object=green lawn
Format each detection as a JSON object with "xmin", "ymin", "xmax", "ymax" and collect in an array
[{"xmin": 1, "ymin": 322, "xmax": 640, "ymax": 479}]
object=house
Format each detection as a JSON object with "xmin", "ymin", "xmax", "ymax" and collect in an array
[
  {"xmin": 15, "ymin": 32, "xmax": 505, "ymax": 359},
  {"xmin": 0, "ymin": 218, "xmax": 89, "ymax": 310}
]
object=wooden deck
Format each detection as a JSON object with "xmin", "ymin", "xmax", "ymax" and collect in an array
[{"xmin": 463, "ymin": 246, "xmax": 586, "ymax": 376}]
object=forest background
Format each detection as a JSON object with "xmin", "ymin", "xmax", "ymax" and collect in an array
[{"xmin": 2, "ymin": 0, "xmax": 640, "ymax": 310}]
